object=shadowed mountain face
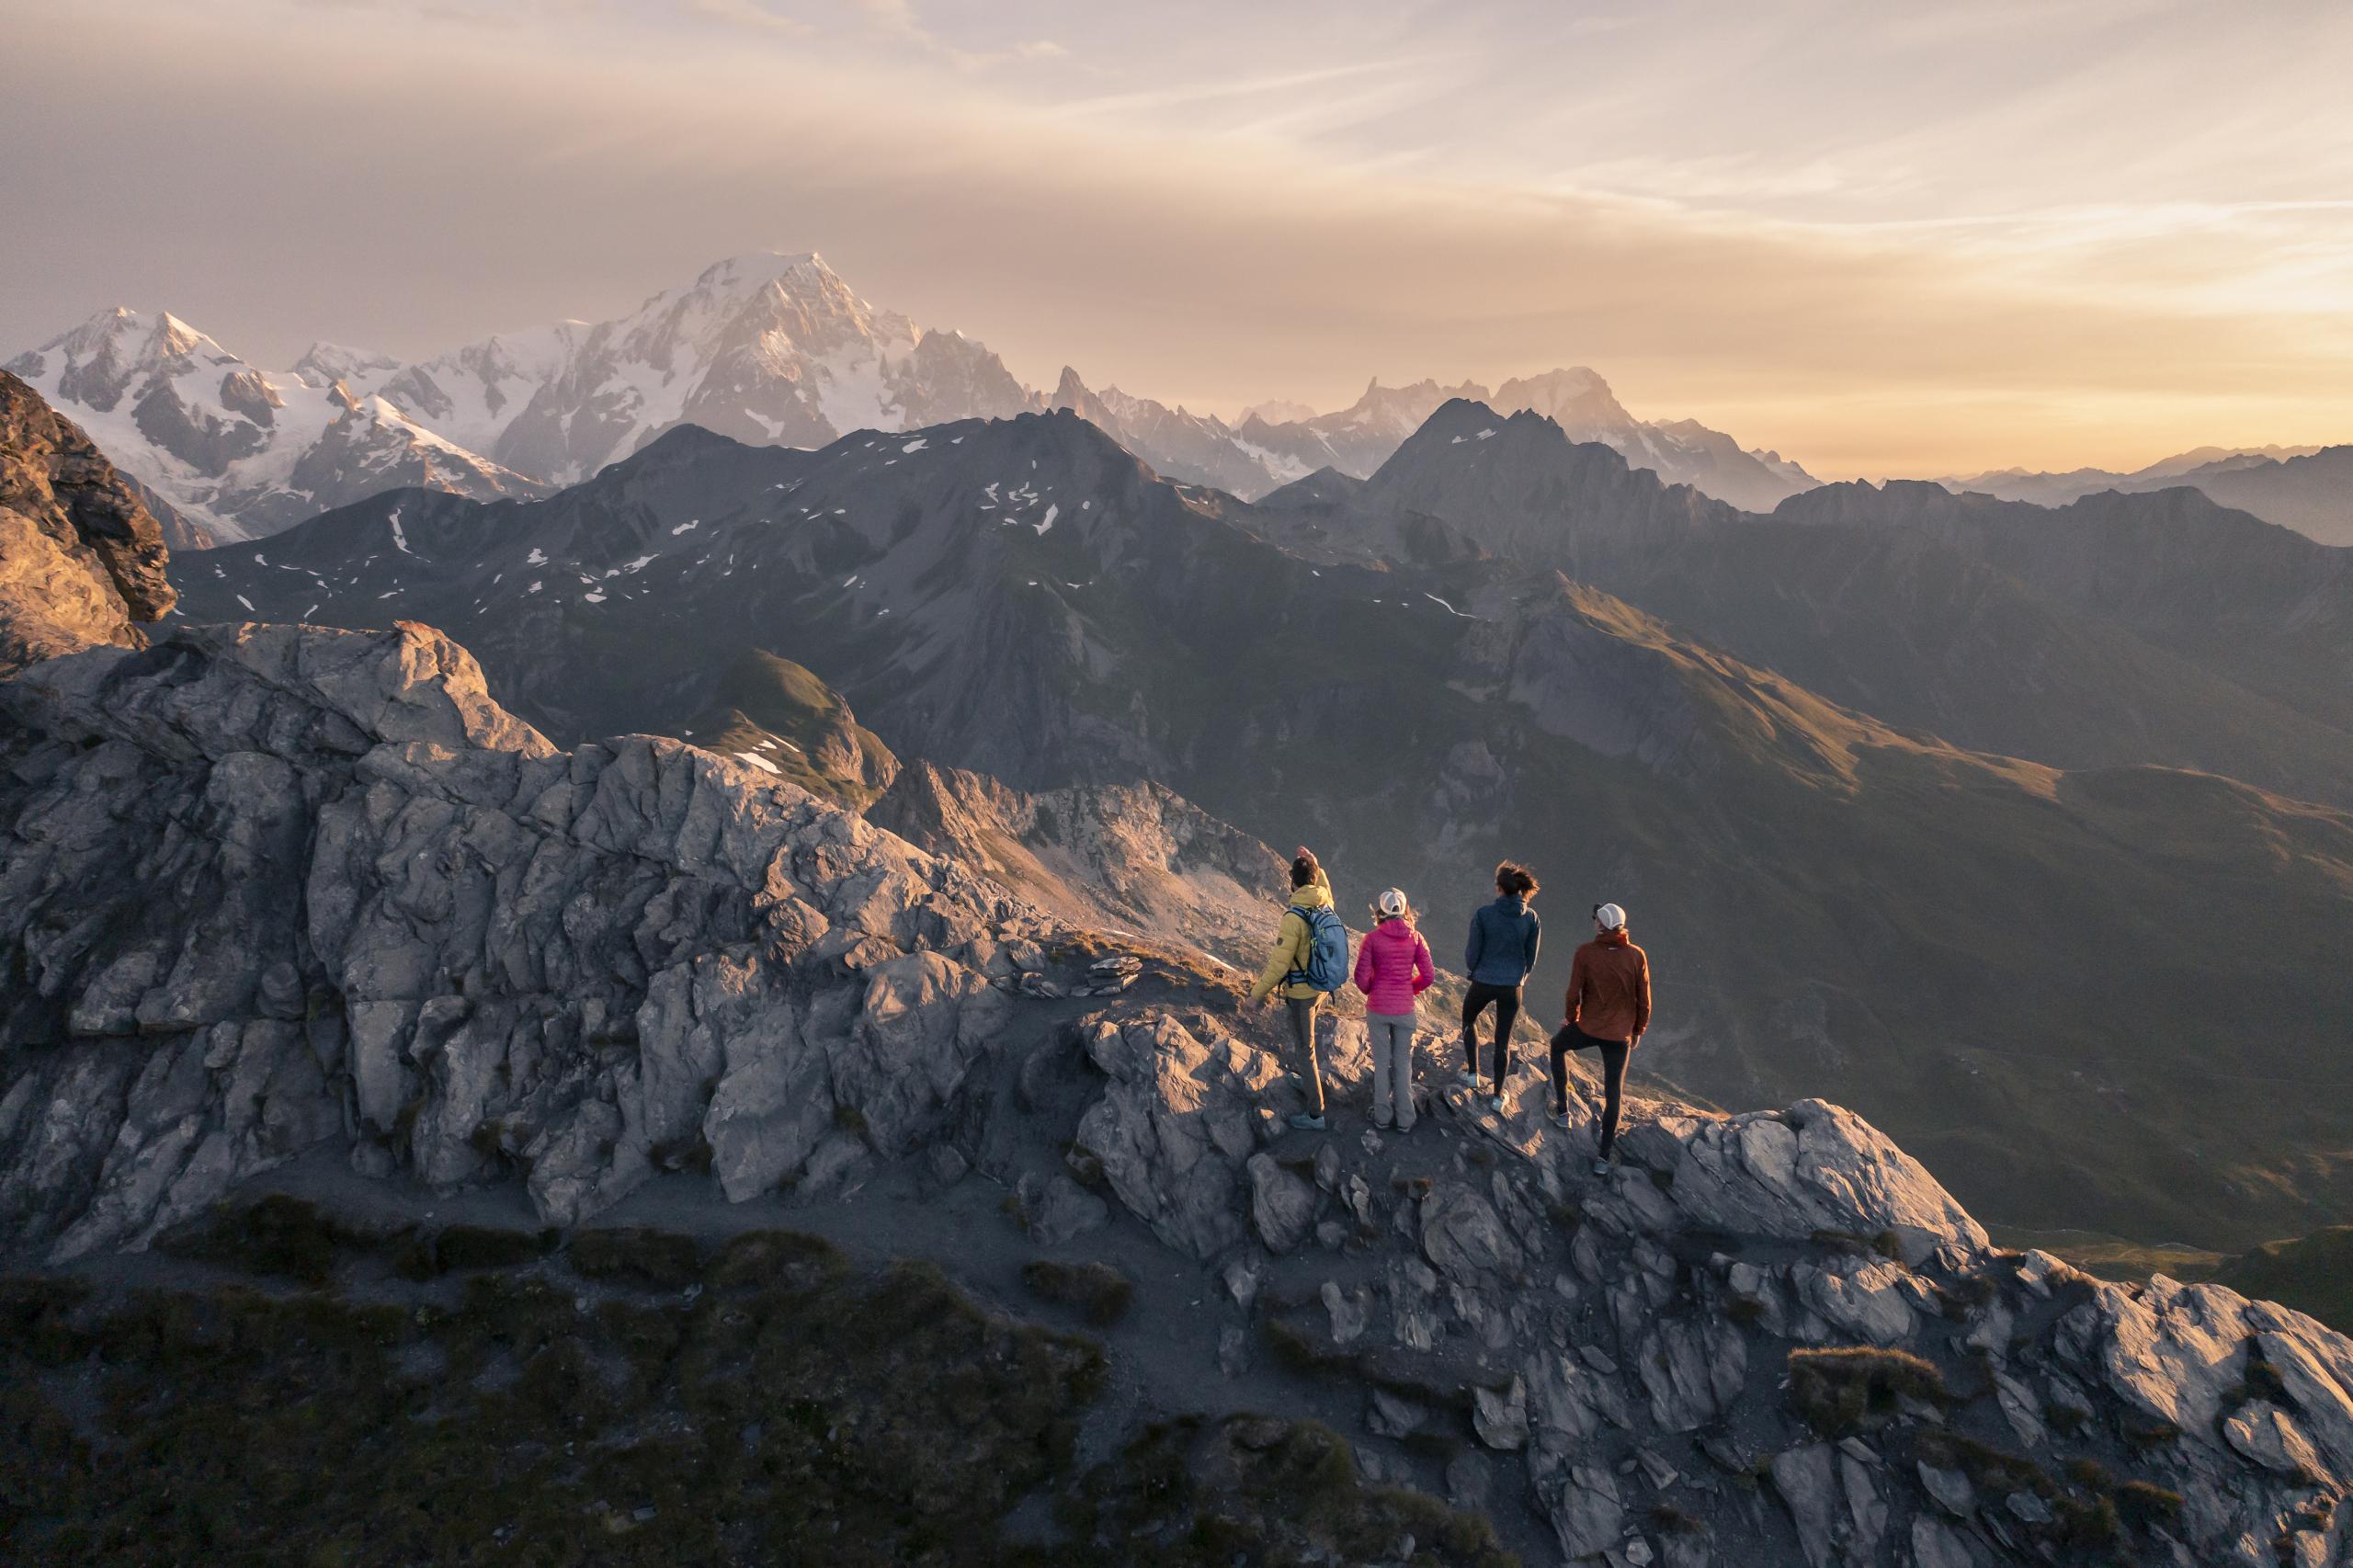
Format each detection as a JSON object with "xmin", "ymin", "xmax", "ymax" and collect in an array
[
  {"xmin": 1257, "ymin": 400, "xmax": 2353, "ymax": 810},
  {"xmin": 174, "ymin": 409, "xmax": 2353, "ymax": 1249},
  {"xmin": 1770, "ymin": 479, "xmax": 2353, "ymax": 739},
  {"xmin": 1942, "ymin": 443, "xmax": 2353, "ymax": 547}
]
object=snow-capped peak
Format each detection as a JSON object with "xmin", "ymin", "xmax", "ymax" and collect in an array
[{"xmin": 292, "ymin": 341, "xmax": 402, "ymax": 388}]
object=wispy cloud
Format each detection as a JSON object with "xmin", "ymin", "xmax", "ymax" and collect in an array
[
  {"xmin": 5, "ymin": 0, "xmax": 2349, "ymax": 478},
  {"xmin": 688, "ymin": 0, "xmax": 808, "ymax": 35}
]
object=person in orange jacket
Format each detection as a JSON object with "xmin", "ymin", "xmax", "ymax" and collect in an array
[{"xmin": 1549, "ymin": 902, "xmax": 1650, "ymax": 1174}]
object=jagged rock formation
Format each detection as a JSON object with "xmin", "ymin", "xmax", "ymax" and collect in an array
[
  {"xmin": 0, "ymin": 369, "xmax": 175, "ymax": 674},
  {"xmin": 0, "ymin": 619, "xmax": 1082, "ymax": 1256},
  {"xmin": 1069, "ymin": 1010, "xmax": 2353, "ymax": 1567}
]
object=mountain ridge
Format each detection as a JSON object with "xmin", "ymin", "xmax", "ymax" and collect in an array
[{"xmin": 170, "ymin": 402, "xmax": 2353, "ymax": 1251}]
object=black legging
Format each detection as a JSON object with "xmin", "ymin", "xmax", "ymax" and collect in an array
[
  {"xmin": 1552, "ymin": 1025, "xmax": 1631, "ymax": 1155},
  {"xmin": 1461, "ymin": 983, "xmax": 1521, "ymax": 1088}
]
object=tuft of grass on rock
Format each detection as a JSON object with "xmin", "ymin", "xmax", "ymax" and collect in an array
[
  {"xmin": 158, "ymin": 1194, "xmax": 402, "ymax": 1287},
  {"xmin": 1022, "ymin": 1259, "xmax": 1136, "ymax": 1326},
  {"xmin": 568, "ymin": 1227, "xmax": 704, "ymax": 1290},
  {"xmin": 1786, "ymin": 1346, "xmax": 1952, "ymax": 1437},
  {"xmin": 392, "ymin": 1223, "xmax": 554, "ymax": 1281}
]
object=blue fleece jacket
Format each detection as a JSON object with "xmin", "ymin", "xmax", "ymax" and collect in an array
[{"xmin": 1463, "ymin": 895, "xmax": 1541, "ymax": 986}]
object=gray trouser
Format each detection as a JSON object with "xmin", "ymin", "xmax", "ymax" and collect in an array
[
  {"xmin": 1366, "ymin": 1011, "xmax": 1416, "ymax": 1129},
  {"xmin": 1287, "ymin": 997, "xmax": 1326, "ymax": 1115}
]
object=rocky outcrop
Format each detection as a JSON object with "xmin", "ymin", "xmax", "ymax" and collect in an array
[
  {"xmin": 0, "ymin": 369, "xmax": 173, "ymax": 673},
  {"xmin": 1042, "ymin": 1013, "xmax": 2353, "ymax": 1566},
  {"xmin": 0, "ymin": 618, "xmax": 1063, "ymax": 1257}
]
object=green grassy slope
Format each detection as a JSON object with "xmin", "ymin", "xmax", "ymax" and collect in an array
[{"xmin": 2211, "ymin": 1227, "xmax": 2353, "ymax": 1335}]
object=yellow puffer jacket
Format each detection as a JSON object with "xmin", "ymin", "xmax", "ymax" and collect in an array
[{"xmin": 1250, "ymin": 869, "xmax": 1335, "ymax": 1003}]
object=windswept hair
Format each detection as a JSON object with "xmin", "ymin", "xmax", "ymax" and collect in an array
[
  {"xmin": 1290, "ymin": 852, "xmax": 1321, "ymax": 889},
  {"xmin": 1495, "ymin": 860, "xmax": 1539, "ymax": 898}
]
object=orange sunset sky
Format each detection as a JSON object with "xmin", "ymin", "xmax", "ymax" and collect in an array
[{"xmin": 5, "ymin": 0, "xmax": 2349, "ymax": 478}]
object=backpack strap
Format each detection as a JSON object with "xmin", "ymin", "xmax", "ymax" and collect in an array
[{"xmin": 1283, "ymin": 904, "xmax": 1316, "ymax": 988}]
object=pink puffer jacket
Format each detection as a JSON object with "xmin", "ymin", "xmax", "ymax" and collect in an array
[{"xmin": 1352, "ymin": 918, "xmax": 1434, "ymax": 1016}]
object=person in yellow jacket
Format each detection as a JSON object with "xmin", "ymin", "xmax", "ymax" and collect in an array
[{"xmin": 1246, "ymin": 847, "xmax": 1336, "ymax": 1131}]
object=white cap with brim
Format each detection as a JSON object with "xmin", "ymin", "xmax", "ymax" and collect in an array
[
  {"xmin": 1596, "ymin": 903, "xmax": 1627, "ymax": 930},
  {"xmin": 1378, "ymin": 888, "xmax": 1410, "ymax": 918}
]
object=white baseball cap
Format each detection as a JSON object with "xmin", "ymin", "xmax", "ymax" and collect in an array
[
  {"xmin": 1595, "ymin": 903, "xmax": 1627, "ymax": 929},
  {"xmin": 1378, "ymin": 888, "xmax": 1411, "ymax": 918}
]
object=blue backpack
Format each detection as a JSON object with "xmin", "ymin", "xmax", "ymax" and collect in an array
[{"xmin": 1287, "ymin": 904, "xmax": 1350, "ymax": 994}]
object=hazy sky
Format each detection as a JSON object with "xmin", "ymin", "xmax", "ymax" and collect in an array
[{"xmin": 5, "ymin": 0, "xmax": 2350, "ymax": 477}]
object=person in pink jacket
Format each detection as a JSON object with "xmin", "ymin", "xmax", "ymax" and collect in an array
[{"xmin": 1353, "ymin": 887, "xmax": 1436, "ymax": 1131}]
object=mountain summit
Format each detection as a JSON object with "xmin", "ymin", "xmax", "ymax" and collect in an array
[{"xmin": 3, "ymin": 253, "xmax": 1040, "ymax": 542}]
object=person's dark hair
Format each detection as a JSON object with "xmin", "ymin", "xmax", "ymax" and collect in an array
[
  {"xmin": 1290, "ymin": 852, "xmax": 1320, "ymax": 890},
  {"xmin": 1495, "ymin": 860, "xmax": 1538, "ymax": 898}
]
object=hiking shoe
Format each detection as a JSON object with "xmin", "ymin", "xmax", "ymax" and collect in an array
[
  {"xmin": 1455, "ymin": 1071, "xmax": 1480, "ymax": 1091},
  {"xmin": 1550, "ymin": 1110, "xmax": 1572, "ymax": 1131},
  {"xmin": 1484, "ymin": 1094, "xmax": 1505, "ymax": 1113},
  {"xmin": 1287, "ymin": 1112, "xmax": 1328, "ymax": 1132},
  {"xmin": 1589, "ymin": 1156, "xmax": 1613, "ymax": 1176}
]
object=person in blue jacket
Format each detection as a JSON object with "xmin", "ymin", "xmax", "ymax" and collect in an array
[{"xmin": 1460, "ymin": 860, "xmax": 1541, "ymax": 1109}]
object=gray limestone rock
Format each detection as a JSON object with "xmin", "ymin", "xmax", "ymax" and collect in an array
[
  {"xmin": 1472, "ymin": 1375, "xmax": 1530, "ymax": 1450},
  {"xmin": 0, "ymin": 619, "xmax": 1048, "ymax": 1255},
  {"xmin": 1553, "ymin": 1463, "xmax": 1625, "ymax": 1560},
  {"xmin": 1247, "ymin": 1153, "xmax": 1318, "ymax": 1256}
]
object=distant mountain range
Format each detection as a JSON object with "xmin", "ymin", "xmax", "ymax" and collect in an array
[
  {"xmin": 168, "ymin": 398, "xmax": 2353, "ymax": 1250},
  {"xmin": 1941, "ymin": 443, "xmax": 2353, "ymax": 545},
  {"xmin": 7, "ymin": 252, "xmax": 1817, "ymax": 542},
  {"xmin": 1052, "ymin": 363, "xmax": 1820, "ymax": 512}
]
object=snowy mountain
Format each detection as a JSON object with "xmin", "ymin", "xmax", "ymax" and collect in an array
[
  {"xmin": 1053, "ymin": 364, "xmax": 1819, "ymax": 509},
  {"xmin": 3, "ymin": 309, "xmax": 548, "ymax": 545},
  {"xmin": 342, "ymin": 252, "xmax": 1041, "ymax": 487},
  {"xmin": 6, "ymin": 254, "xmax": 1040, "ymax": 542}
]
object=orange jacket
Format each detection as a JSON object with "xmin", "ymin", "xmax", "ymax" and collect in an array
[{"xmin": 1565, "ymin": 932, "xmax": 1650, "ymax": 1043}]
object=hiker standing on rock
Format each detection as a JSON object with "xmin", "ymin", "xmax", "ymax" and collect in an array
[
  {"xmin": 1353, "ymin": 887, "xmax": 1435, "ymax": 1134},
  {"xmin": 1461, "ymin": 861, "xmax": 1541, "ymax": 1110},
  {"xmin": 1551, "ymin": 902, "xmax": 1650, "ymax": 1175},
  {"xmin": 1247, "ymin": 848, "xmax": 1348, "ymax": 1131}
]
